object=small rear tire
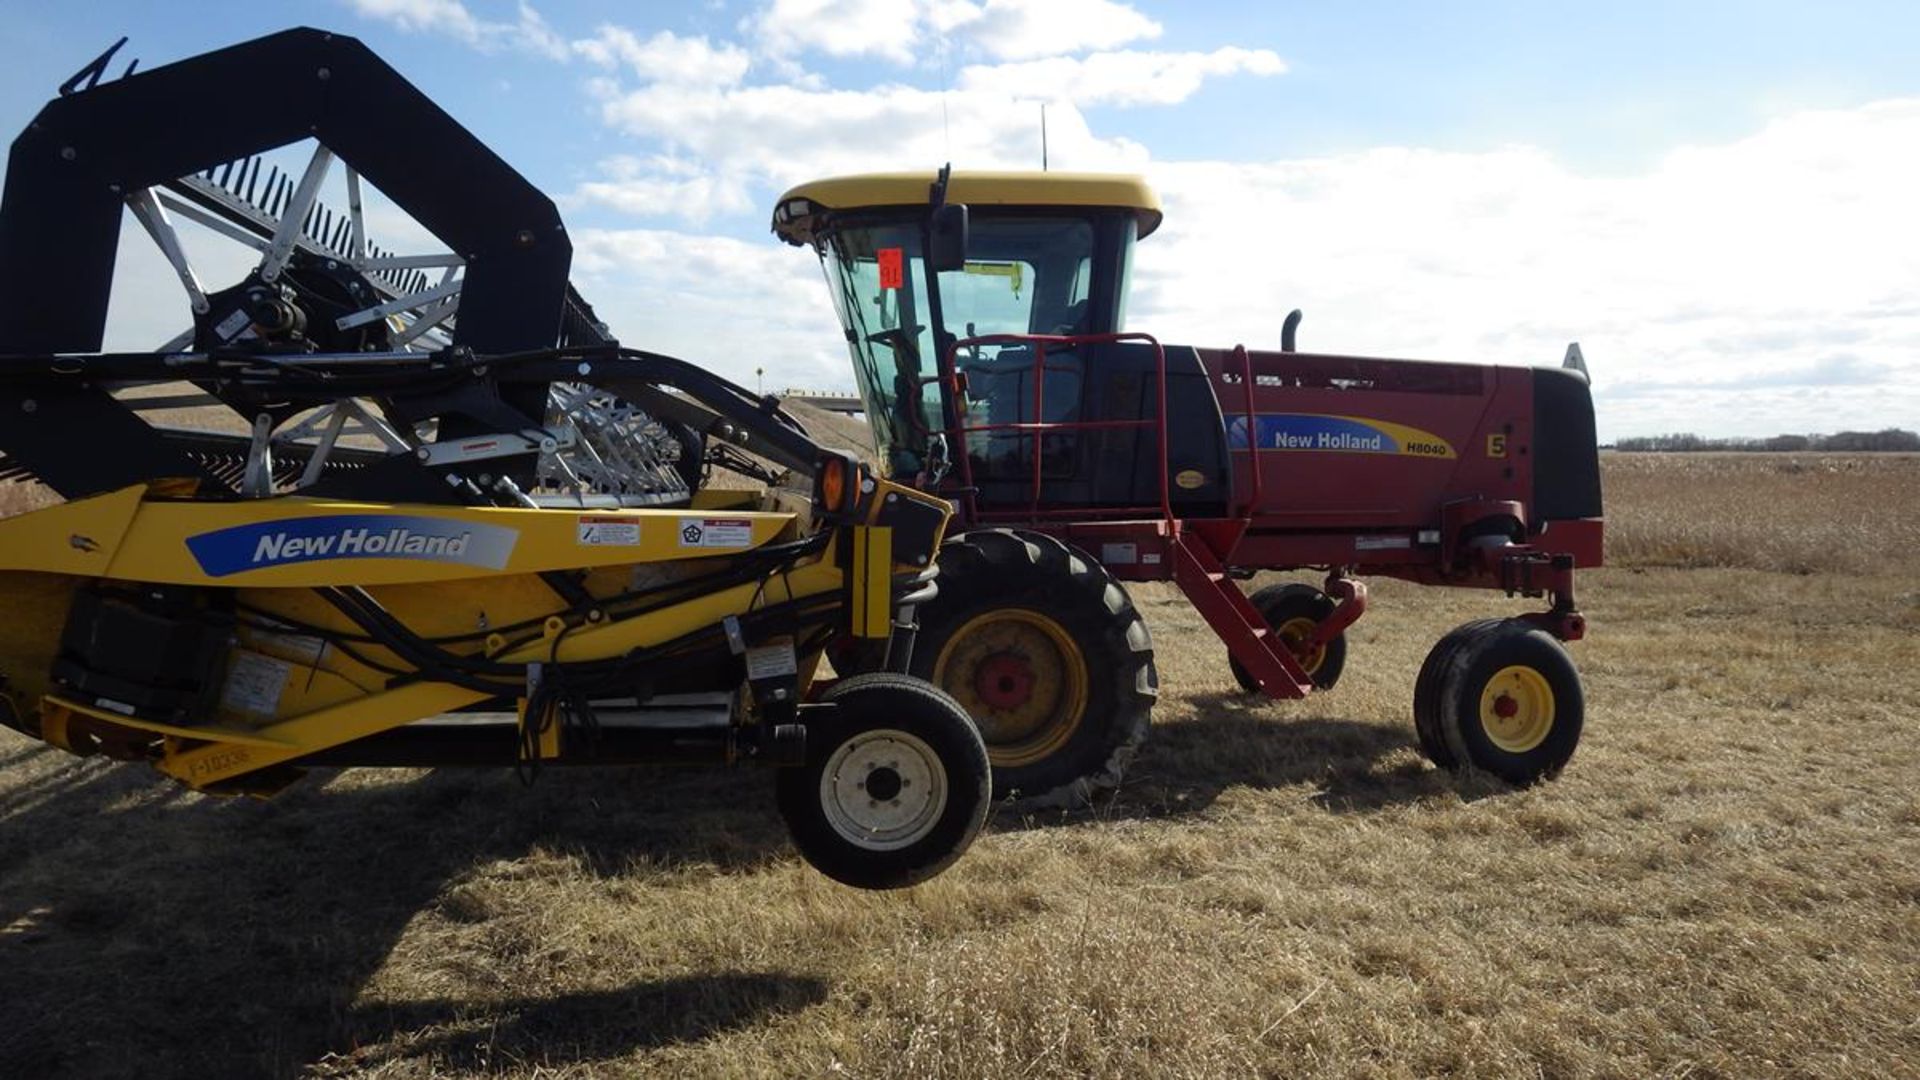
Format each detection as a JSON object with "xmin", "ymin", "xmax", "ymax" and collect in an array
[
  {"xmin": 1230, "ymin": 583, "xmax": 1348, "ymax": 693},
  {"xmin": 1410, "ymin": 618, "xmax": 1507, "ymax": 768},
  {"xmin": 777, "ymin": 673, "xmax": 990, "ymax": 890},
  {"xmin": 1415, "ymin": 619, "xmax": 1583, "ymax": 785}
]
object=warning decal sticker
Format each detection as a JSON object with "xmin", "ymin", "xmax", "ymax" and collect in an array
[
  {"xmin": 221, "ymin": 650, "xmax": 290, "ymax": 717},
  {"xmin": 877, "ymin": 247, "xmax": 904, "ymax": 290},
  {"xmin": 679, "ymin": 518, "xmax": 755, "ymax": 549},
  {"xmin": 577, "ymin": 515, "xmax": 641, "ymax": 546}
]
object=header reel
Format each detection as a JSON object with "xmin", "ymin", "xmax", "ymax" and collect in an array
[{"xmin": 0, "ymin": 28, "xmax": 751, "ymax": 510}]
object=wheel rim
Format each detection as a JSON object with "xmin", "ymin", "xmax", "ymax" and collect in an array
[
  {"xmin": 932, "ymin": 609, "xmax": 1090, "ymax": 767},
  {"xmin": 1479, "ymin": 664, "xmax": 1555, "ymax": 752},
  {"xmin": 818, "ymin": 729, "xmax": 949, "ymax": 852},
  {"xmin": 1275, "ymin": 615, "xmax": 1327, "ymax": 676}
]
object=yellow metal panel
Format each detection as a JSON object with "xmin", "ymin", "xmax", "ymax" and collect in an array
[
  {"xmin": 774, "ymin": 170, "xmax": 1163, "ymax": 244},
  {"xmin": 0, "ymin": 494, "xmax": 796, "ymax": 587},
  {"xmin": 156, "ymin": 554, "xmax": 846, "ymax": 787},
  {"xmin": 46, "ymin": 695, "xmax": 299, "ymax": 749},
  {"xmin": 849, "ymin": 526, "xmax": 893, "ymax": 639},
  {"xmin": 0, "ymin": 485, "xmax": 145, "ymax": 575}
]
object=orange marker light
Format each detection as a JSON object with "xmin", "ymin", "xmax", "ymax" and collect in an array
[{"xmin": 819, "ymin": 456, "xmax": 848, "ymax": 511}]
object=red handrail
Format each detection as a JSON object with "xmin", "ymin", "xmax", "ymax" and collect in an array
[
  {"xmin": 1233, "ymin": 343, "xmax": 1262, "ymax": 517},
  {"xmin": 935, "ymin": 331, "xmax": 1172, "ymax": 526}
]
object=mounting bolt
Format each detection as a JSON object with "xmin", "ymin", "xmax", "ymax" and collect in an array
[
  {"xmin": 515, "ymin": 229, "xmax": 536, "ymax": 248},
  {"xmin": 20, "ymin": 399, "xmax": 37, "ymax": 414},
  {"xmin": 415, "ymin": 447, "xmax": 431, "ymax": 461},
  {"xmin": 59, "ymin": 147, "xmax": 76, "ymax": 161},
  {"xmin": 317, "ymin": 67, "xmax": 331, "ymax": 81},
  {"xmin": 577, "ymin": 362, "xmax": 591, "ymax": 376}
]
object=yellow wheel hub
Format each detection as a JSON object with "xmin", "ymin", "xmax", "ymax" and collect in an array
[
  {"xmin": 932, "ymin": 609, "xmax": 1089, "ymax": 767},
  {"xmin": 1276, "ymin": 615, "xmax": 1327, "ymax": 676},
  {"xmin": 1479, "ymin": 664, "xmax": 1555, "ymax": 753}
]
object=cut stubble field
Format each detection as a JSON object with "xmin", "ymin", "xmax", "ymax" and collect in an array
[{"xmin": 1, "ymin": 454, "xmax": 1916, "ymax": 1078}]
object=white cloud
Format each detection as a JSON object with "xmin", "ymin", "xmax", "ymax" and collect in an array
[
  {"xmin": 745, "ymin": 0, "xmax": 1161, "ymax": 65},
  {"xmin": 309, "ymin": 6, "xmax": 1920, "ymax": 434},
  {"xmin": 571, "ymin": 26, "xmax": 752, "ymax": 87},
  {"xmin": 346, "ymin": 0, "xmax": 568, "ymax": 59},
  {"xmin": 571, "ymin": 228, "xmax": 850, "ymax": 388},
  {"xmin": 569, "ymin": 155, "xmax": 756, "ymax": 224},
  {"xmin": 745, "ymin": 0, "xmax": 931, "ymax": 65},
  {"xmin": 962, "ymin": 0, "xmax": 1162, "ymax": 60},
  {"xmin": 958, "ymin": 47, "xmax": 1285, "ymax": 106},
  {"xmin": 588, "ymin": 79, "xmax": 1147, "ymax": 214},
  {"xmin": 1131, "ymin": 101, "xmax": 1920, "ymax": 438}
]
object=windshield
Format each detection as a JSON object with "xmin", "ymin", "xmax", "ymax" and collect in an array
[
  {"xmin": 821, "ymin": 222, "xmax": 943, "ymax": 477},
  {"xmin": 817, "ymin": 212, "xmax": 1130, "ymax": 479}
]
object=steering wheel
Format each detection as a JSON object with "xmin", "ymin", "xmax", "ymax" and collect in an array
[
  {"xmin": 864, "ymin": 325, "xmax": 925, "ymax": 350},
  {"xmin": 865, "ymin": 326, "xmax": 936, "ymax": 438}
]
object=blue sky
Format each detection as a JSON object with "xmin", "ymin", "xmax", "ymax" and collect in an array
[{"xmin": 3, "ymin": 0, "xmax": 1917, "ymax": 439}]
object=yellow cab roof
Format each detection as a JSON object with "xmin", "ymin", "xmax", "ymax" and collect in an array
[{"xmin": 771, "ymin": 171, "xmax": 1162, "ymax": 246}]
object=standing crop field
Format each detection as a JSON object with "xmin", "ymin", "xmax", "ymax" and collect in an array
[{"xmin": 1, "ymin": 454, "xmax": 1916, "ymax": 1078}]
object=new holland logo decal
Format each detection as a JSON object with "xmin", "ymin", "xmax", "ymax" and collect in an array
[
  {"xmin": 185, "ymin": 515, "xmax": 520, "ymax": 577},
  {"xmin": 1227, "ymin": 414, "xmax": 1456, "ymax": 459}
]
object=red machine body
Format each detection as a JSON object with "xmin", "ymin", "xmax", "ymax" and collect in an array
[{"xmin": 927, "ymin": 334, "xmax": 1601, "ymax": 699}]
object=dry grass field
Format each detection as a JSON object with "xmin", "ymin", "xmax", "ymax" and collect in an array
[{"xmin": 1, "ymin": 454, "xmax": 1917, "ymax": 1078}]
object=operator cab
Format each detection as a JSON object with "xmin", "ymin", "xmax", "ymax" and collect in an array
[{"xmin": 772, "ymin": 171, "xmax": 1164, "ymax": 484}]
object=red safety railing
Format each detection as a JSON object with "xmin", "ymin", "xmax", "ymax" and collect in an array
[
  {"xmin": 932, "ymin": 331, "xmax": 1172, "ymax": 526},
  {"xmin": 1232, "ymin": 344, "xmax": 1262, "ymax": 518}
]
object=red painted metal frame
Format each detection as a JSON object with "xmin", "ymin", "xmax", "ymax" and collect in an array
[
  {"xmin": 919, "ymin": 331, "xmax": 1594, "ymax": 700},
  {"xmin": 1233, "ymin": 344, "xmax": 1262, "ymax": 516}
]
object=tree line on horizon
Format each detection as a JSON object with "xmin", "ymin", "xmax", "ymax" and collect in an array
[{"xmin": 1610, "ymin": 428, "xmax": 1920, "ymax": 452}]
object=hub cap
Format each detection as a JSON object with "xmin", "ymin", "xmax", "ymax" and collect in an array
[
  {"xmin": 1479, "ymin": 664, "xmax": 1555, "ymax": 753},
  {"xmin": 1276, "ymin": 615, "xmax": 1327, "ymax": 675},
  {"xmin": 819, "ymin": 729, "xmax": 948, "ymax": 851},
  {"xmin": 933, "ymin": 609, "xmax": 1090, "ymax": 767}
]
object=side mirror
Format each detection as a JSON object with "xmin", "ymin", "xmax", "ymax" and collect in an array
[{"xmin": 929, "ymin": 203, "xmax": 969, "ymax": 272}]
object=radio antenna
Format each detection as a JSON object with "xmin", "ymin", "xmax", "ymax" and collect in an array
[{"xmin": 1041, "ymin": 104, "xmax": 1049, "ymax": 171}]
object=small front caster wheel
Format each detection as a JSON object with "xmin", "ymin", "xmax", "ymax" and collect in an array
[
  {"xmin": 778, "ymin": 673, "xmax": 990, "ymax": 889},
  {"xmin": 1231, "ymin": 583, "xmax": 1347, "ymax": 693}
]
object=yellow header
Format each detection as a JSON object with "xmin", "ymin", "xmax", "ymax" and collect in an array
[{"xmin": 772, "ymin": 171, "xmax": 1163, "ymax": 245}]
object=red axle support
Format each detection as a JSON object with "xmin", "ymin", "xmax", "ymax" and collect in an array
[
  {"xmin": 1304, "ymin": 573, "xmax": 1369, "ymax": 651},
  {"xmin": 1486, "ymin": 548, "xmax": 1586, "ymax": 642}
]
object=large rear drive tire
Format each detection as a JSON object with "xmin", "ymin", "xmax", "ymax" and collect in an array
[
  {"xmin": 777, "ymin": 673, "xmax": 990, "ymax": 890},
  {"xmin": 910, "ymin": 529, "xmax": 1157, "ymax": 807},
  {"xmin": 1229, "ymin": 583, "xmax": 1348, "ymax": 694},
  {"xmin": 1415, "ymin": 619, "xmax": 1583, "ymax": 785}
]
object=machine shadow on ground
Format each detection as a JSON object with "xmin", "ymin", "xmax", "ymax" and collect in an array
[
  {"xmin": 998, "ymin": 694, "xmax": 1497, "ymax": 830},
  {"xmin": 0, "ymin": 692, "xmax": 1490, "ymax": 1076},
  {"xmin": 0, "ymin": 749, "xmax": 810, "ymax": 1078}
]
